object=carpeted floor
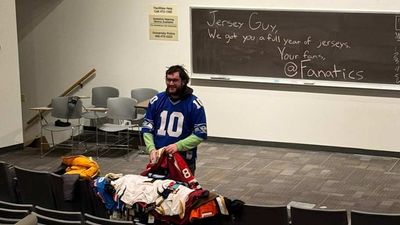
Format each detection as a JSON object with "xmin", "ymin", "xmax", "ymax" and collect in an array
[{"xmin": 1, "ymin": 139, "xmax": 399, "ymax": 214}]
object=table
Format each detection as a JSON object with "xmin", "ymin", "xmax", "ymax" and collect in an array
[
  {"xmin": 136, "ymin": 99, "xmax": 150, "ymax": 109},
  {"xmin": 29, "ymin": 107, "xmax": 53, "ymax": 111},
  {"xmin": 76, "ymin": 95, "xmax": 90, "ymax": 99},
  {"xmin": 84, "ymin": 107, "xmax": 108, "ymax": 112}
]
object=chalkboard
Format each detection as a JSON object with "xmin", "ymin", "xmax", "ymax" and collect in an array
[{"xmin": 191, "ymin": 8, "xmax": 400, "ymax": 87}]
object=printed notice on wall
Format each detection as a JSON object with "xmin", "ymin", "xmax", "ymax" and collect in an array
[{"xmin": 149, "ymin": 5, "xmax": 178, "ymax": 41}]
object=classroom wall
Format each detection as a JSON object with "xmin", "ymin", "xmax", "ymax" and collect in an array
[
  {"xmin": 17, "ymin": 0, "xmax": 400, "ymax": 151},
  {"xmin": 0, "ymin": 0, "xmax": 23, "ymax": 148}
]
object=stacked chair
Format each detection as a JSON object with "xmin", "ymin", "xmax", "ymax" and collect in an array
[
  {"xmin": 82, "ymin": 86, "xmax": 119, "ymax": 150},
  {"xmin": 130, "ymin": 88, "xmax": 158, "ymax": 117},
  {"xmin": 97, "ymin": 97, "xmax": 140, "ymax": 158}
]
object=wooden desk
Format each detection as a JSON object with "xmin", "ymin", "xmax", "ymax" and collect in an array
[
  {"xmin": 85, "ymin": 107, "xmax": 108, "ymax": 112},
  {"xmin": 76, "ymin": 95, "xmax": 90, "ymax": 99},
  {"xmin": 29, "ymin": 107, "xmax": 53, "ymax": 111},
  {"xmin": 136, "ymin": 99, "xmax": 150, "ymax": 109},
  {"xmin": 29, "ymin": 107, "xmax": 53, "ymax": 124}
]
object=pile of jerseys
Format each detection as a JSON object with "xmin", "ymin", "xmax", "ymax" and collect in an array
[
  {"xmin": 92, "ymin": 151, "xmax": 244, "ymax": 224},
  {"xmin": 94, "ymin": 175, "xmax": 241, "ymax": 224}
]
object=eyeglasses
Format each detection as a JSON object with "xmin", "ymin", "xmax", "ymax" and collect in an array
[{"xmin": 166, "ymin": 78, "xmax": 181, "ymax": 84}]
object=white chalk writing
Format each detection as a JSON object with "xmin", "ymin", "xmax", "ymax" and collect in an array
[
  {"xmin": 198, "ymin": 9, "xmax": 400, "ymax": 84},
  {"xmin": 206, "ymin": 10, "xmax": 244, "ymax": 29},
  {"xmin": 283, "ymin": 59, "xmax": 364, "ymax": 81},
  {"xmin": 248, "ymin": 12, "xmax": 277, "ymax": 32}
]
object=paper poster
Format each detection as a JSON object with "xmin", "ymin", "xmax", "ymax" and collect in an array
[{"xmin": 149, "ymin": 5, "xmax": 178, "ymax": 41}]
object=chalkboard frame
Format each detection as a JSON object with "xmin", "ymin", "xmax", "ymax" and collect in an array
[{"xmin": 190, "ymin": 7, "xmax": 400, "ymax": 91}]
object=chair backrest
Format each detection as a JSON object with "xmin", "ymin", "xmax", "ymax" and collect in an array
[
  {"xmin": 51, "ymin": 96, "xmax": 83, "ymax": 119},
  {"xmin": 84, "ymin": 213, "xmax": 134, "ymax": 224},
  {"xmin": 130, "ymin": 88, "xmax": 158, "ymax": 103},
  {"xmin": 107, "ymin": 97, "xmax": 137, "ymax": 120},
  {"xmin": 190, "ymin": 215, "xmax": 233, "ymax": 225},
  {"xmin": 49, "ymin": 173, "xmax": 82, "ymax": 211},
  {"xmin": 92, "ymin": 86, "xmax": 119, "ymax": 108},
  {"xmin": 0, "ymin": 161, "xmax": 18, "ymax": 203},
  {"xmin": 351, "ymin": 210, "xmax": 400, "ymax": 225},
  {"xmin": 235, "ymin": 204, "xmax": 288, "ymax": 225},
  {"xmin": 0, "ymin": 207, "xmax": 30, "ymax": 224},
  {"xmin": 49, "ymin": 173, "xmax": 67, "ymax": 210},
  {"xmin": 0, "ymin": 200, "xmax": 33, "ymax": 211},
  {"xmin": 33, "ymin": 205, "xmax": 82, "ymax": 222},
  {"xmin": 290, "ymin": 206, "xmax": 348, "ymax": 225},
  {"xmin": 14, "ymin": 166, "xmax": 57, "ymax": 209},
  {"xmin": 33, "ymin": 212, "xmax": 82, "ymax": 225}
]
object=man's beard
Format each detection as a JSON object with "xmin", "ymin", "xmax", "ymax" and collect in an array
[{"xmin": 167, "ymin": 85, "xmax": 185, "ymax": 98}]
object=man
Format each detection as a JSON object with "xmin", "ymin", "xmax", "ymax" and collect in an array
[{"xmin": 141, "ymin": 65, "xmax": 207, "ymax": 174}]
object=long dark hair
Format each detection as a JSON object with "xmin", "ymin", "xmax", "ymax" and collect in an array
[{"xmin": 166, "ymin": 65, "xmax": 190, "ymax": 86}]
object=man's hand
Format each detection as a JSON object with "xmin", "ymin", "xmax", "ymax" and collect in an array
[
  {"xmin": 149, "ymin": 149, "xmax": 158, "ymax": 164},
  {"xmin": 164, "ymin": 143, "xmax": 178, "ymax": 154}
]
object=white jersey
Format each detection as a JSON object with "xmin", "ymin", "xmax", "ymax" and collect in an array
[{"xmin": 112, "ymin": 174, "xmax": 194, "ymax": 218}]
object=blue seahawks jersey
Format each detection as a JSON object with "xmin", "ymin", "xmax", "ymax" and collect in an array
[{"xmin": 141, "ymin": 92, "xmax": 207, "ymax": 164}]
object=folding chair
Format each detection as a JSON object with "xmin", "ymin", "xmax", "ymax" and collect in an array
[
  {"xmin": 84, "ymin": 213, "xmax": 133, "ymax": 224},
  {"xmin": 40, "ymin": 96, "xmax": 83, "ymax": 157},
  {"xmin": 33, "ymin": 212, "xmax": 82, "ymax": 225},
  {"xmin": 14, "ymin": 166, "xmax": 57, "ymax": 209},
  {"xmin": 82, "ymin": 86, "xmax": 119, "ymax": 147},
  {"xmin": 97, "ymin": 97, "xmax": 139, "ymax": 158},
  {"xmin": 0, "ymin": 200, "xmax": 33, "ymax": 211},
  {"xmin": 235, "ymin": 204, "xmax": 288, "ymax": 225},
  {"xmin": 33, "ymin": 205, "xmax": 82, "ymax": 222},
  {"xmin": 351, "ymin": 210, "xmax": 400, "ymax": 225},
  {"xmin": 130, "ymin": 88, "xmax": 158, "ymax": 117},
  {"xmin": 0, "ymin": 208, "xmax": 30, "ymax": 224},
  {"xmin": 0, "ymin": 161, "xmax": 18, "ymax": 203},
  {"xmin": 290, "ymin": 206, "xmax": 348, "ymax": 225}
]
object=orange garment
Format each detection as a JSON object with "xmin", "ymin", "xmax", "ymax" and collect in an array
[
  {"xmin": 189, "ymin": 200, "xmax": 218, "ymax": 222},
  {"xmin": 62, "ymin": 155, "xmax": 100, "ymax": 179}
]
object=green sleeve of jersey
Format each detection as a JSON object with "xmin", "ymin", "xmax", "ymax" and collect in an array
[
  {"xmin": 143, "ymin": 132, "xmax": 156, "ymax": 154},
  {"xmin": 176, "ymin": 134, "xmax": 204, "ymax": 152}
]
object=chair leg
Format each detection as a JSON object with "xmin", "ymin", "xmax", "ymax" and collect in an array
[
  {"xmin": 50, "ymin": 131, "xmax": 55, "ymax": 148},
  {"xmin": 105, "ymin": 132, "xmax": 108, "ymax": 149},
  {"xmin": 76, "ymin": 125, "xmax": 83, "ymax": 153},
  {"xmin": 126, "ymin": 130, "xmax": 130, "ymax": 158},
  {"xmin": 71, "ymin": 128, "xmax": 75, "ymax": 155},
  {"xmin": 103, "ymin": 131, "xmax": 109, "ymax": 155},
  {"xmin": 95, "ymin": 119, "xmax": 99, "ymax": 158},
  {"xmin": 77, "ymin": 125, "xmax": 82, "ymax": 150},
  {"xmin": 95, "ymin": 119, "xmax": 99, "ymax": 147},
  {"xmin": 138, "ymin": 128, "xmax": 145, "ymax": 154},
  {"xmin": 41, "ymin": 131, "xmax": 56, "ymax": 158},
  {"xmin": 40, "ymin": 128, "xmax": 44, "ymax": 158}
]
